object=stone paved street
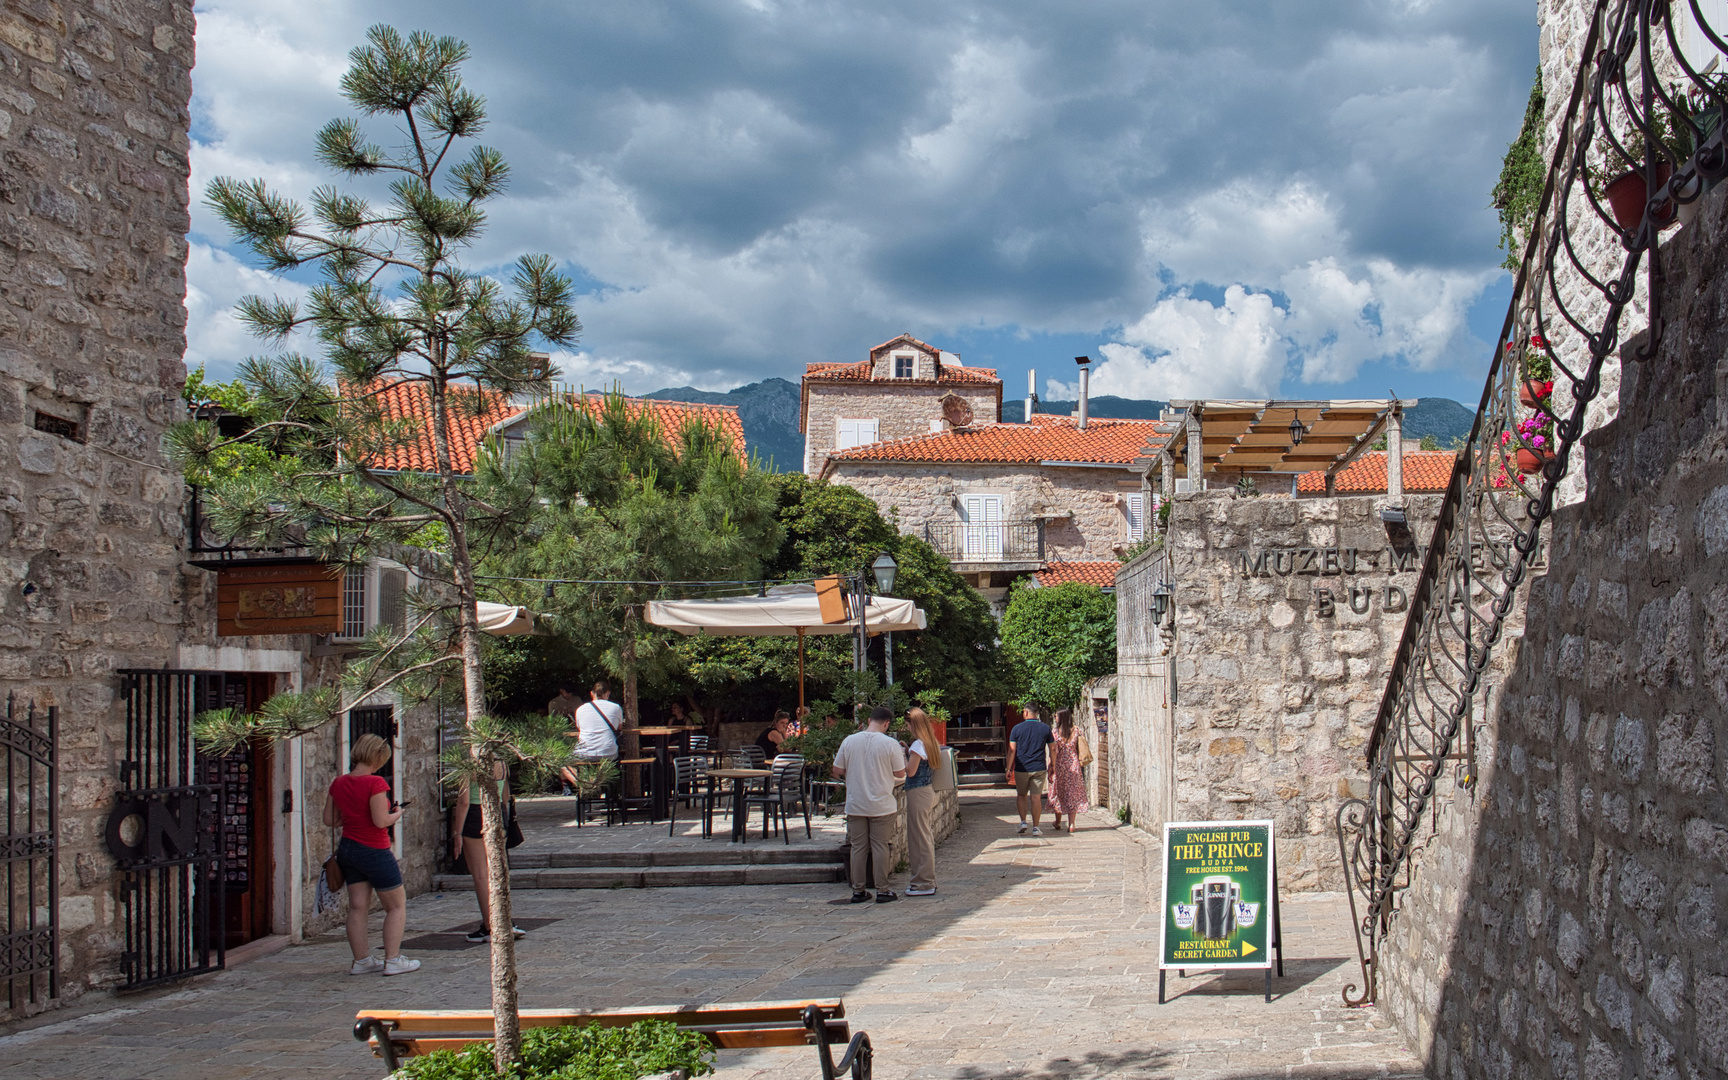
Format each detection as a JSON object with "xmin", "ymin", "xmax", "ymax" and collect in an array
[{"xmin": 0, "ymin": 792, "xmax": 1419, "ymax": 1079}]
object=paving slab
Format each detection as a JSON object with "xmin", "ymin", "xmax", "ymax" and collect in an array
[{"xmin": 0, "ymin": 791, "xmax": 1419, "ymax": 1080}]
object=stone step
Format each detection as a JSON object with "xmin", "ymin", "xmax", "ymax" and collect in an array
[
  {"xmin": 508, "ymin": 844, "xmax": 846, "ymax": 869},
  {"xmin": 434, "ymin": 862, "xmax": 846, "ymax": 891}
]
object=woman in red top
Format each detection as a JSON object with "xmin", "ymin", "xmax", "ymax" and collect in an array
[{"xmin": 323, "ymin": 733, "xmax": 419, "ymax": 976}]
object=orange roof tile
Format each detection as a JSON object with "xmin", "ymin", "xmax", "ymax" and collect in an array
[
  {"xmin": 1296, "ymin": 450, "xmax": 1457, "ymax": 494},
  {"xmin": 823, "ymin": 416, "xmax": 1160, "ymax": 469},
  {"xmin": 364, "ymin": 381, "xmax": 745, "ymax": 474},
  {"xmin": 803, "ymin": 360, "xmax": 1001, "ymax": 386},
  {"xmin": 1034, "ymin": 561, "xmax": 1120, "ymax": 588}
]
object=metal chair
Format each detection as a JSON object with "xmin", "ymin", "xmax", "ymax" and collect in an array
[
  {"xmin": 668, "ymin": 757, "xmax": 726, "ymax": 838},
  {"xmin": 744, "ymin": 757, "xmax": 811, "ymax": 843}
]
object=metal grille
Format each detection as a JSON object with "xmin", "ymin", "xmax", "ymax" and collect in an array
[
  {"xmin": 349, "ymin": 706, "xmax": 397, "ymax": 784},
  {"xmin": 342, "ymin": 566, "xmax": 367, "ymax": 638},
  {"xmin": 111, "ymin": 672, "xmax": 226, "ymax": 991},
  {"xmin": 1335, "ymin": 0, "xmax": 1727, "ymax": 1007},
  {"xmin": 2, "ymin": 694, "xmax": 56, "ymax": 1011}
]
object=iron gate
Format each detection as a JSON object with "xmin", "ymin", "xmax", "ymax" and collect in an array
[
  {"xmin": 111, "ymin": 671, "xmax": 226, "ymax": 990},
  {"xmin": 2, "ymin": 694, "xmax": 56, "ymax": 1011}
]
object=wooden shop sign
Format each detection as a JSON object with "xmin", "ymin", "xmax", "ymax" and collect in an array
[{"xmin": 216, "ymin": 562, "xmax": 342, "ymax": 636}]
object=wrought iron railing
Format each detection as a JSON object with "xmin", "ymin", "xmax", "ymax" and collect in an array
[
  {"xmin": 186, "ymin": 486, "xmax": 312, "ymax": 563},
  {"xmin": 1336, "ymin": 0, "xmax": 1728, "ymax": 1007},
  {"xmin": 922, "ymin": 521, "xmax": 1046, "ymax": 562}
]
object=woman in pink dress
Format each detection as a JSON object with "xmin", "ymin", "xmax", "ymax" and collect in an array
[{"xmin": 1045, "ymin": 708, "xmax": 1088, "ymax": 832}]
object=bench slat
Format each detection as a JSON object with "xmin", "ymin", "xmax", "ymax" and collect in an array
[
  {"xmin": 357, "ymin": 999, "xmax": 842, "ymax": 1036},
  {"xmin": 384, "ymin": 1024, "xmax": 842, "ymax": 1058}
]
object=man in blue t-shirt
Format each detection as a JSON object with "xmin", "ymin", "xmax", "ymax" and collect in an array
[{"xmin": 1007, "ymin": 703, "xmax": 1055, "ymax": 836}]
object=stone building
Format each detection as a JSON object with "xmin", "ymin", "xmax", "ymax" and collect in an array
[
  {"xmin": 805, "ymin": 342, "xmax": 1176, "ymax": 602},
  {"xmin": 800, "ymin": 333, "xmax": 1001, "ymax": 477},
  {"xmin": 1362, "ymin": 5, "xmax": 1728, "ymax": 1076},
  {"xmin": 1111, "ymin": 493, "xmax": 1446, "ymax": 890}
]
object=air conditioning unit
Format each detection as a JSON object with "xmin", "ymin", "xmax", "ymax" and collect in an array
[{"xmin": 1173, "ymin": 478, "xmax": 1195, "ymax": 494}]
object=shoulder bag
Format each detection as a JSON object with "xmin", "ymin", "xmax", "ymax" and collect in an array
[
  {"xmin": 1077, "ymin": 734, "xmax": 1094, "ymax": 768},
  {"xmin": 931, "ymin": 746, "xmax": 956, "ymax": 792}
]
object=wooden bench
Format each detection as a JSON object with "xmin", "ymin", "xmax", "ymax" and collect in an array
[{"xmin": 353, "ymin": 998, "xmax": 871, "ymax": 1080}]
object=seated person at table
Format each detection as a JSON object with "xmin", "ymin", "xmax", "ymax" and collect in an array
[
  {"xmin": 756, "ymin": 710, "xmax": 792, "ymax": 761},
  {"xmin": 561, "ymin": 680, "xmax": 622, "ymax": 794}
]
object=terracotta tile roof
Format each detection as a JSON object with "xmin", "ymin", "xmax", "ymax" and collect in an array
[
  {"xmin": 868, "ymin": 333, "xmax": 941, "ymax": 358},
  {"xmin": 803, "ymin": 360, "xmax": 1001, "ymax": 386},
  {"xmin": 364, "ymin": 381, "xmax": 745, "ymax": 474},
  {"xmin": 1034, "ymin": 561, "xmax": 1120, "ymax": 588},
  {"xmin": 823, "ymin": 416, "xmax": 1160, "ymax": 469},
  {"xmin": 1296, "ymin": 450, "xmax": 1458, "ymax": 494}
]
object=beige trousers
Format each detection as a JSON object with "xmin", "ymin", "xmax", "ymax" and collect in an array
[
  {"xmin": 846, "ymin": 814, "xmax": 895, "ymax": 891},
  {"xmin": 906, "ymin": 784, "xmax": 937, "ymax": 889}
]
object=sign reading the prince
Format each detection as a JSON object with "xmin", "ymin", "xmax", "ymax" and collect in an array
[{"xmin": 1159, "ymin": 819, "xmax": 1275, "ymax": 970}]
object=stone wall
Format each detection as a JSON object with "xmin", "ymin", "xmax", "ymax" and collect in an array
[
  {"xmin": 1376, "ymin": 167, "xmax": 1728, "ymax": 1080},
  {"xmin": 1113, "ymin": 492, "xmax": 1442, "ymax": 889},
  {"xmin": 0, "ymin": 0, "xmax": 200, "ymax": 1014},
  {"xmin": 802, "ymin": 380, "xmax": 1001, "ymax": 476},
  {"xmin": 826, "ymin": 460, "xmax": 1142, "ymax": 563}
]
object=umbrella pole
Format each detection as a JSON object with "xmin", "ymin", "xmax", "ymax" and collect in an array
[{"xmin": 797, "ymin": 626, "xmax": 806, "ymax": 711}]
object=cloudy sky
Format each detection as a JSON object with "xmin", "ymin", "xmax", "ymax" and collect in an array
[{"xmin": 187, "ymin": 0, "xmax": 1537, "ymax": 405}]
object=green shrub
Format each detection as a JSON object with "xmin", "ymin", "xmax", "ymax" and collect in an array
[{"xmin": 398, "ymin": 1020, "xmax": 716, "ymax": 1080}]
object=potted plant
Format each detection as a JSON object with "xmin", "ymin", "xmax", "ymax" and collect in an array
[
  {"xmin": 1506, "ymin": 416, "xmax": 1556, "ymax": 474},
  {"xmin": 1591, "ymin": 96, "xmax": 1694, "ymax": 230},
  {"xmin": 1518, "ymin": 334, "xmax": 1555, "ymax": 408}
]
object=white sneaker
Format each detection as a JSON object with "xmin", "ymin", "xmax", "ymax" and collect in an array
[
  {"xmin": 1017, "ymin": 821, "xmax": 1028, "ymax": 834},
  {"xmin": 382, "ymin": 955, "xmax": 421, "ymax": 976},
  {"xmin": 349, "ymin": 956, "xmax": 384, "ymax": 975},
  {"xmin": 906, "ymin": 885, "xmax": 937, "ymax": 896},
  {"xmin": 511, "ymin": 926, "xmax": 527, "ymax": 940},
  {"xmin": 1030, "ymin": 827, "xmax": 1043, "ymax": 837}
]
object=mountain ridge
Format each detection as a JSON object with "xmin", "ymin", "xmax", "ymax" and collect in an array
[{"xmin": 641, "ymin": 380, "xmax": 1477, "ymax": 472}]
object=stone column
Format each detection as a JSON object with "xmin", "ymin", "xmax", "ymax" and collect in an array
[
  {"xmin": 1386, "ymin": 404, "xmax": 1404, "ymax": 501},
  {"xmin": 1160, "ymin": 451, "xmax": 1175, "ymax": 501},
  {"xmin": 1185, "ymin": 409, "xmax": 1204, "ymax": 490}
]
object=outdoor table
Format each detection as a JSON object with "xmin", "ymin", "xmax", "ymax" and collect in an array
[
  {"xmin": 635, "ymin": 726, "xmax": 699, "ymax": 819},
  {"xmin": 705, "ymin": 768, "xmax": 771, "ymax": 842}
]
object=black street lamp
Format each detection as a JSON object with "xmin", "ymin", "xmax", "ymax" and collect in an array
[
  {"xmin": 871, "ymin": 551, "xmax": 898, "ymax": 595},
  {"xmin": 1151, "ymin": 582, "xmax": 1172, "ymax": 623},
  {"xmin": 1288, "ymin": 414, "xmax": 1306, "ymax": 446}
]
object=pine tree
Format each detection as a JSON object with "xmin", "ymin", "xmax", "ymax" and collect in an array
[{"xmin": 167, "ymin": 26, "xmax": 575, "ymax": 1071}]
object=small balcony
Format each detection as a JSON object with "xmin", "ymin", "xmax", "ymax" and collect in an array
[{"xmin": 923, "ymin": 521, "xmax": 1045, "ymax": 571}]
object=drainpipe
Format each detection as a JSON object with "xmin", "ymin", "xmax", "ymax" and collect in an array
[
  {"xmin": 1074, "ymin": 356, "xmax": 1091, "ymax": 430},
  {"xmin": 1026, "ymin": 369, "xmax": 1037, "ymax": 423}
]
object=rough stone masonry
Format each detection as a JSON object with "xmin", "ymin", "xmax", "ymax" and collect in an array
[{"xmin": 1113, "ymin": 493, "xmax": 1446, "ymax": 891}]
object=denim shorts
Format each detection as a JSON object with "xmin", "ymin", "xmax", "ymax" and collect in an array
[{"xmin": 337, "ymin": 836, "xmax": 403, "ymax": 891}]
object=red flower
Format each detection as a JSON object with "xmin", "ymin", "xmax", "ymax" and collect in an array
[{"xmin": 1530, "ymin": 334, "xmax": 1548, "ymax": 348}]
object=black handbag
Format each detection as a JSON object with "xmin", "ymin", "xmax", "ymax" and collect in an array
[{"xmin": 505, "ymin": 801, "xmax": 525, "ymax": 849}]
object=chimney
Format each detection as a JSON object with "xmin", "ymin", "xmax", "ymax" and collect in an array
[
  {"xmin": 1026, "ymin": 368, "xmax": 1036, "ymax": 423},
  {"xmin": 1074, "ymin": 355, "xmax": 1092, "ymax": 431}
]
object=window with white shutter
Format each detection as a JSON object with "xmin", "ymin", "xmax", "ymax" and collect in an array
[
  {"xmin": 1125, "ymin": 493, "xmax": 1145, "ymax": 542},
  {"xmin": 835, "ymin": 418, "xmax": 879, "ymax": 451}
]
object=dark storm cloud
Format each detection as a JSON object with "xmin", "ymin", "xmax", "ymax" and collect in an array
[{"xmin": 188, "ymin": 0, "xmax": 1535, "ymax": 394}]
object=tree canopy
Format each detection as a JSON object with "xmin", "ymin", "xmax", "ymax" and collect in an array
[{"xmin": 999, "ymin": 579, "xmax": 1117, "ymax": 711}]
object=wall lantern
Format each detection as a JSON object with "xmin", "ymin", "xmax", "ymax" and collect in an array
[
  {"xmin": 871, "ymin": 551, "xmax": 898, "ymax": 595},
  {"xmin": 1151, "ymin": 582, "xmax": 1172, "ymax": 622},
  {"xmin": 1288, "ymin": 415, "xmax": 1307, "ymax": 446}
]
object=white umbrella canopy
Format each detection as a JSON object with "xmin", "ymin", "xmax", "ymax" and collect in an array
[
  {"xmin": 645, "ymin": 593, "xmax": 926, "ymax": 636},
  {"xmin": 476, "ymin": 600, "xmax": 541, "ymax": 636}
]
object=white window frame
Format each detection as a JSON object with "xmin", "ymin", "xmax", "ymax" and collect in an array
[
  {"xmin": 893, "ymin": 353, "xmax": 916, "ymax": 379},
  {"xmin": 835, "ymin": 417, "xmax": 879, "ymax": 451},
  {"xmin": 1125, "ymin": 493, "xmax": 1146, "ymax": 542}
]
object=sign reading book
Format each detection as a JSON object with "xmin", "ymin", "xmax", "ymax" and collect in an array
[{"xmin": 1157, "ymin": 819, "xmax": 1283, "ymax": 1003}]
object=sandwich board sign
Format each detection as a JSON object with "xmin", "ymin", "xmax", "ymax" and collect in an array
[{"xmin": 1156, "ymin": 819, "xmax": 1283, "ymax": 1002}]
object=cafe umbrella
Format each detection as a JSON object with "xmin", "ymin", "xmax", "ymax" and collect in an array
[{"xmin": 645, "ymin": 583, "xmax": 927, "ymax": 710}]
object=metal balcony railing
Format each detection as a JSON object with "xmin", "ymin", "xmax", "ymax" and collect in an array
[
  {"xmin": 1336, "ymin": 0, "xmax": 1727, "ymax": 1007},
  {"xmin": 922, "ymin": 521, "xmax": 1045, "ymax": 562}
]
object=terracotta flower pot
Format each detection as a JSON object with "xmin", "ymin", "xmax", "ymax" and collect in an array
[
  {"xmin": 1603, "ymin": 162, "xmax": 1675, "ymax": 230},
  {"xmin": 1515, "ymin": 448, "xmax": 1555, "ymax": 474},
  {"xmin": 1518, "ymin": 379, "xmax": 1553, "ymax": 408}
]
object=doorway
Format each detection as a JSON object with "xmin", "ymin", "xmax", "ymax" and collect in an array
[{"xmin": 194, "ymin": 673, "xmax": 276, "ymax": 949}]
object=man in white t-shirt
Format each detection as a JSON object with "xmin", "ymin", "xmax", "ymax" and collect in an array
[
  {"xmin": 560, "ymin": 680, "xmax": 624, "ymax": 803},
  {"xmin": 831, "ymin": 706, "xmax": 907, "ymax": 904}
]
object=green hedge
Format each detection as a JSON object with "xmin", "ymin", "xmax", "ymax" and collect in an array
[{"xmin": 397, "ymin": 1020, "xmax": 716, "ymax": 1080}]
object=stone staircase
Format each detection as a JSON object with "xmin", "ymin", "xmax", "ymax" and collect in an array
[{"xmin": 433, "ymin": 843, "xmax": 848, "ymax": 891}]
